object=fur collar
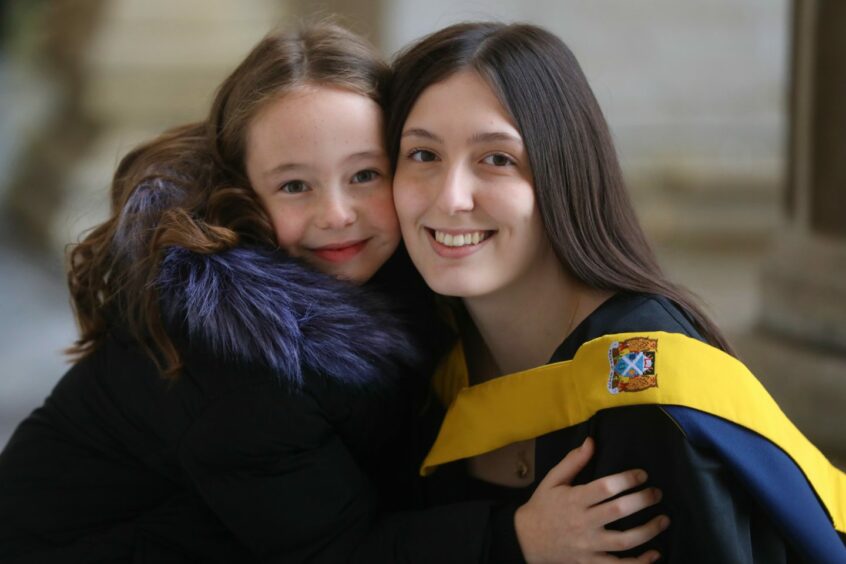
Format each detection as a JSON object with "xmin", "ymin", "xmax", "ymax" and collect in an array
[{"xmin": 156, "ymin": 246, "xmax": 421, "ymax": 387}]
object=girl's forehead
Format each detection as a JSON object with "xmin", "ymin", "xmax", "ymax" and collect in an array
[
  {"xmin": 258, "ymin": 82, "xmax": 376, "ymax": 114},
  {"xmin": 244, "ymin": 85, "xmax": 386, "ymax": 175}
]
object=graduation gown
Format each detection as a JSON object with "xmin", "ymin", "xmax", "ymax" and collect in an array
[{"xmin": 418, "ymin": 292, "xmax": 846, "ymax": 563}]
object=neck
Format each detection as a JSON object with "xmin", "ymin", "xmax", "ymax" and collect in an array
[{"xmin": 462, "ymin": 253, "xmax": 613, "ymax": 378}]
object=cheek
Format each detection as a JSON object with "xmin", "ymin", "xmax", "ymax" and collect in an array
[
  {"xmin": 516, "ymin": 202, "xmax": 547, "ymax": 252},
  {"xmin": 501, "ymin": 182, "xmax": 538, "ymax": 222},
  {"xmin": 267, "ymin": 205, "xmax": 308, "ymax": 254},
  {"xmin": 393, "ymin": 175, "xmax": 428, "ymax": 226},
  {"xmin": 364, "ymin": 188, "xmax": 401, "ymax": 240}
]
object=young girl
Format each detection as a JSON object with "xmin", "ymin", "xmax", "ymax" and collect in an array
[
  {"xmin": 389, "ymin": 22, "xmax": 846, "ymax": 563},
  {"xmin": 0, "ymin": 22, "xmax": 665, "ymax": 563}
]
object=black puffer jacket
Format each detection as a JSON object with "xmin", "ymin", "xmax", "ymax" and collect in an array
[{"xmin": 0, "ymin": 246, "xmax": 505, "ymax": 563}]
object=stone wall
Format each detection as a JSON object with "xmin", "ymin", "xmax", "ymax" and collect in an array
[{"xmin": 381, "ymin": 0, "xmax": 788, "ymax": 247}]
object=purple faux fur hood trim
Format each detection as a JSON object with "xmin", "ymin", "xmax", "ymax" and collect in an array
[{"xmin": 156, "ymin": 246, "xmax": 421, "ymax": 387}]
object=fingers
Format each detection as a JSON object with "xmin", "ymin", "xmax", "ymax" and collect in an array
[
  {"xmin": 538, "ymin": 436, "xmax": 594, "ymax": 488},
  {"xmin": 635, "ymin": 551, "xmax": 662, "ymax": 563},
  {"xmin": 597, "ymin": 514, "xmax": 671, "ymax": 553},
  {"xmin": 613, "ymin": 550, "xmax": 661, "ymax": 563},
  {"xmin": 579, "ymin": 467, "xmax": 649, "ymax": 506},
  {"xmin": 593, "ymin": 550, "xmax": 661, "ymax": 564},
  {"xmin": 588, "ymin": 487, "xmax": 662, "ymax": 525}
]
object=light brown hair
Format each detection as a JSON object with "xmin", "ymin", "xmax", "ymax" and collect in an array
[{"xmin": 67, "ymin": 21, "xmax": 390, "ymax": 377}]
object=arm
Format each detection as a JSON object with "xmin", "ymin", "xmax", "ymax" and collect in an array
[
  {"xmin": 179, "ymin": 386, "xmax": 669, "ymax": 564},
  {"xmin": 179, "ymin": 385, "xmax": 526, "ymax": 563},
  {"xmin": 178, "ymin": 386, "xmax": 378, "ymax": 563},
  {"xmin": 348, "ymin": 438, "xmax": 666, "ymax": 564}
]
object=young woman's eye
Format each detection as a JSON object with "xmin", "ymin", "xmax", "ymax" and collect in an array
[
  {"xmin": 280, "ymin": 180, "xmax": 309, "ymax": 194},
  {"xmin": 408, "ymin": 149, "xmax": 438, "ymax": 163},
  {"xmin": 482, "ymin": 153, "xmax": 515, "ymax": 167},
  {"xmin": 351, "ymin": 169, "xmax": 379, "ymax": 184}
]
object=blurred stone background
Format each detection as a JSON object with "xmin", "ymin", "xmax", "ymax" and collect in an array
[{"xmin": 0, "ymin": 0, "xmax": 843, "ymax": 466}]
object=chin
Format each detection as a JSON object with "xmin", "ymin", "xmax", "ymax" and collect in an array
[
  {"xmin": 423, "ymin": 273, "xmax": 489, "ymax": 299},
  {"xmin": 333, "ymin": 267, "xmax": 373, "ymax": 285},
  {"xmin": 324, "ymin": 251, "xmax": 394, "ymax": 285}
]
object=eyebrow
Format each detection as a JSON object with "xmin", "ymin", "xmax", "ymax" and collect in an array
[
  {"xmin": 401, "ymin": 127, "xmax": 523, "ymax": 146},
  {"xmin": 401, "ymin": 128, "xmax": 443, "ymax": 143},
  {"xmin": 263, "ymin": 150, "xmax": 386, "ymax": 178},
  {"xmin": 263, "ymin": 162, "xmax": 306, "ymax": 178},
  {"xmin": 469, "ymin": 131, "xmax": 523, "ymax": 146},
  {"xmin": 345, "ymin": 150, "xmax": 387, "ymax": 162}
]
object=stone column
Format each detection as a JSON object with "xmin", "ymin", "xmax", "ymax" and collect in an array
[
  {"xmin": 740, "ymin": 0, "xmax": 846, "ymax": 461},
  {"xmin": 3, "ymin": 0, "xmax": 107, "ymax": 243},
  {"xmin": 9, "ymin": 0, "xmax": 288, "ymax": 255}
]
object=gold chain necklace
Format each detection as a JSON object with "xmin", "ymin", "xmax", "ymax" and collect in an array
[{"xmin": 514, "ymin": 292, "xmax": 582, "ymax": 480}]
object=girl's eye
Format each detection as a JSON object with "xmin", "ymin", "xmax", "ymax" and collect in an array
[
  {"xmin": 482, "ymin": 153, "xmax": 515, "ymax": 167},
  {"xmin": 280, "ymin": 180, "xmax": 309, "ymax": 194},
  {"xmin": 408, "ymin": 149, "xmax": 438, "ymax": 163},
  {"xmin": 351, "ymin": 169, "xmax": 379, "ymax": 184}
]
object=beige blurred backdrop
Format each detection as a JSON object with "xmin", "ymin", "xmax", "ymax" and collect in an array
[{"xmin": 0, "ymin": 0, "xmax": 843, "ymax": 464}]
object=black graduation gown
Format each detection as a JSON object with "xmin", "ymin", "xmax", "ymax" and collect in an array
[{"xmin": 418, "ymin": 292, "xmax": 815, "ymax": 563}]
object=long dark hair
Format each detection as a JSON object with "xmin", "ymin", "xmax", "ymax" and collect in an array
[
  {"xmin": 67, "ymin": 21, "xmax": 392, "ymax": 377},
  {"xmin": 387, "ymin": 22, "xmax": 733, "ymax": 354}
]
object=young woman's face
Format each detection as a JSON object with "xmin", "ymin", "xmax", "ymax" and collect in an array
[
  {"xmin": 245, "ymin": 86, "xmax": 399, "ymax": 284},
  {"xmin": 393, "ymin": 70, "xmax": 554, "ymax": 299}
]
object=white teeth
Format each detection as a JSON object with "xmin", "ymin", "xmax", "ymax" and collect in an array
[{"xmin": 433, "ymin": 230, "xmax": 490, "ymax": 247}]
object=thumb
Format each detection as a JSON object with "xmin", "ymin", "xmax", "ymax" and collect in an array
[{"xmin": 538, "ymin": 436, "xmax": 594, "ymax": 488}]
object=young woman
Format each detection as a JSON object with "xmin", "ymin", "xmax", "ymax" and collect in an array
[
  {"xmin": 389, "ymin": 22, "xmax": 846, "ymax": 563},
  {"xmin": 0, "ymin": 21, "xmax": 666, "ymax": 563}
]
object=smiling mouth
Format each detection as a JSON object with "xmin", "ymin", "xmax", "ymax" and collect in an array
[
  {"xmin": 428, "ymin": 228, "xmax": 495, "ymax": 248},
  {"xmin": 311, "ymin": 239, "xmax": 369, "ymax": 263}
]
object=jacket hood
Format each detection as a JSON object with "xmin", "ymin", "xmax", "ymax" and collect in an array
[{"xmin": 156, "ymin": 246, "xmax": 422, "ymax": 387}]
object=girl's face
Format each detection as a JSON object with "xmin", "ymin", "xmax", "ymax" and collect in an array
[
  {"xmin": 393, "ymin": 70, "xmax": 555, "ymax": 299},
  {"xmin": 245, "ymin": 86, "xmax": 399, "ymax": 284}
]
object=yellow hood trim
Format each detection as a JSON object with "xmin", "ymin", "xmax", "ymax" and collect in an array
[{"xmin": 421, "ymin": 331, "xmax": 846, "ymax": 533}]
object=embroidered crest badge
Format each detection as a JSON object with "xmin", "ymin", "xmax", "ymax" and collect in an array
[{"xmin": 607, "ymin": 337, "xmax": 658, "ymax": 394}]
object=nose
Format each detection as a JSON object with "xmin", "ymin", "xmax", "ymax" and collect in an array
[
  {"xmin": 435, "ymin": 165, "xmax": 474, "ymax": 215},
  {"xmin": 316, "ymin": 188, "xmax": 357, "ymax": 230}
]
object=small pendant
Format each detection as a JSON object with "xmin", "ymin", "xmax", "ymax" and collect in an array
[{"xmin": 516, "ymin": 458, "xmax": 530, "ymax": 479}]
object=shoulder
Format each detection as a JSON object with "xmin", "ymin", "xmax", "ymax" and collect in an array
[
  {"xmin": 581, "ymin": 292, "xmax": 703, "ymax": 341},
  {"xmin": 156, "ymin": 245, "xmax": 423, "ymax": 389},
  {"xmin": 552, "ymin": 292, "xmax": 704, "ymax": 362}
]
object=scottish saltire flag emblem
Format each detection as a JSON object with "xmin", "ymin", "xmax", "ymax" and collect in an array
[{"xmin": 608, "ymin": 337, "xmax": 658, "ymax": 394}]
